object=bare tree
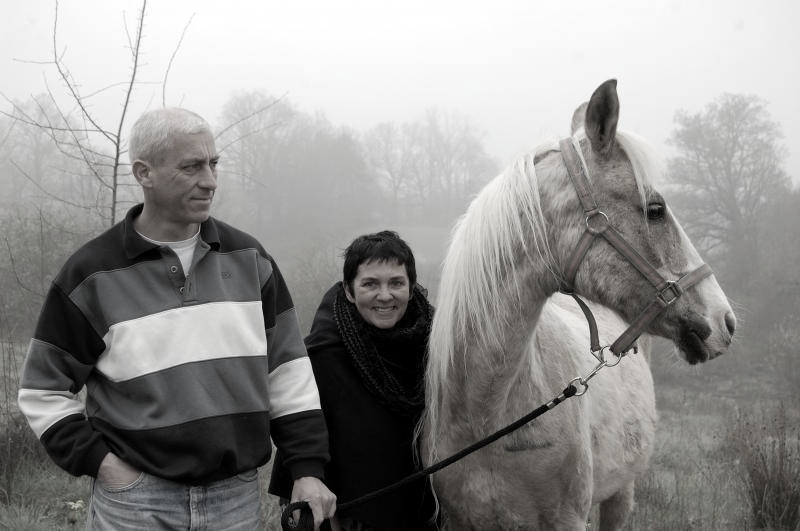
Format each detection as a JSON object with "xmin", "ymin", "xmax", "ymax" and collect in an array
[
  {"xmin": 665, "ymin": 93, "xmax": 790, "ymax": 275},
  {"xmin": 364, "ymin": 110, "xmax": 497, "ymax": 225},
  {"xmin": 363, "ymin": 122, "xmax": 410, "ymax": 209},
  {"xmin": 418, "ymin": 110, "xmax": 496, "ymax": 220},
  {"xmin": 213, "ymin": 90, "xmax": 295, "ymax": 232},
  {"xmin": 215, "ymin": 89, "xmax": 381, "ymax": 248},
  {"xmin": 0, "ymin": 1, "xmax": 157, "ymax": 226}
]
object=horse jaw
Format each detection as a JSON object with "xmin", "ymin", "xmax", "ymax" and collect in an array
[{"xmin": 657, "ymin": 274, "xmax": 736, "ymax": 364}]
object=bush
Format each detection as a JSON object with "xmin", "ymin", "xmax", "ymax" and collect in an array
[
  {"xmin": 1, "ymin": 338, "xmax": 48, "ymax": 506},
  {"xmin": 727, "ymin": 402, "xmax": 800, "ymax": 530},
  {"xmin": 0, "ymin": 412, "xmax": 48, "ymax": 505}
]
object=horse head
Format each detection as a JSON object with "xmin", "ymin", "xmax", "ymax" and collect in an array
[{"xmin": 546, "ymin": 79, "xmax": 736, "ymax": 364}]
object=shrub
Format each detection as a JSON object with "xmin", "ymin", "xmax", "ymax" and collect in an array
[
  {"xmin": 1, "ymin": 338, "xmax": 49, "ymax": 506},
  {"xmin": 727, "ymin": 402, "xmax": 800, "ymax": 529},
  {"xmin": 0, "ymin": 412, "xmax": 48, "ymax": 505}
]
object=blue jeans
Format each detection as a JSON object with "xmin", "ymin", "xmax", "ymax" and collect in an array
[{"xmin": 87, "ymin": 469, "xmax": 263, "ymax": 530}]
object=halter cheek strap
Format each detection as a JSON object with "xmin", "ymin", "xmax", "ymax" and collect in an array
[{"xmin": 557, "ymin": 138, "xmax": 713, "ymax": 357}]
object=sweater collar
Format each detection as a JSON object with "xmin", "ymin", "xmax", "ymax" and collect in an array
[{"xmin": 122, "ymin": 203, "xmax": 221, "ymax": 259}]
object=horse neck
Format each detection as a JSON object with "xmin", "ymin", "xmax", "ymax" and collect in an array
[
  {"xmin": 449, "ymin": 156, "xmax": 561, "ymax": 383},
  {"xmin": 431, "ymin": 228, "xmax": 561, "ymax": 427},
  {"xmin": 455, "ymin": 257, "xmax": 556, "ymax": 395},
  {"xmin": 424, "ymin": 153, "xmax": 566, "ymax": 454}
]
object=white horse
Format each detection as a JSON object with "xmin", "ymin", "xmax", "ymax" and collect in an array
[{"xmin": 420, "ymin": 79, "xmax": 736, "ymax": 530}]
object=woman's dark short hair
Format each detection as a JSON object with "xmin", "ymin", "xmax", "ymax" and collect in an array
[{"xmin": 342, "ymin": 230, "xmax": 417, "ymax": 290}]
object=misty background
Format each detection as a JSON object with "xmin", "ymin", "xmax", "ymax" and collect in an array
[
  {"xmin": 1, "ymin": 1, "xmax": 799, "ymax": 528},
  {"xmin": 2, "ymin": 0, "xmax": 799, "ymax": 371},
  {"xmin": 1, "ymin": 0, "xmax": 797, "ymax": 375}
]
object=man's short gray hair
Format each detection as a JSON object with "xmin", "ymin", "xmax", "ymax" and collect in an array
[{"xmin": 129, "ymin": 108, "xmax": 211, "ymax": 165}]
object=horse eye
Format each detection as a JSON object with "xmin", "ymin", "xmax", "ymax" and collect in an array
[{"xmin": 646, "ymin": 203, "xmax": 665, "ymax": 221}]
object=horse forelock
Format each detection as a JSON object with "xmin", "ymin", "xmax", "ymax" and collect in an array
[
  {"xmin": 571, "ymin": 127, "xmax": 664, "ymax": 214},
  {"xmin": 614, "ymin": 129, "xmax": 665, "ymax": 211}
]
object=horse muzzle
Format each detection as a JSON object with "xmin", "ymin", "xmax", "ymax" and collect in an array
[{"xmin": 674, "ymin": 309, "xmax": 735, "ymax": 364}]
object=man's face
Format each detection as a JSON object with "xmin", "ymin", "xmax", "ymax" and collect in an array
[{"xmin": 145, "ymin": 130, "xmax": 219, "ymax": 232}]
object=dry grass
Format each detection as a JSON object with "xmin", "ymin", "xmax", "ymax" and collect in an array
[
  {"xmin": 726, "ymin": 403, "xmax": 800, "ymax": 530},
  {"xmin": 3, "ymin": 339, "xmax": 798, "ymax": 530}
]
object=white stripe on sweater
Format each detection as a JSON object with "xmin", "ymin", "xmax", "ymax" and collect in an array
[
  {"xmin": 18, "ymin": 388, "xmax": 86, "ymax": 438},
  {"xmin": 98, "ymin": 300, "xmax": 267, "ymax": 382},
  {"xmin": 268, "ymin": 356, "xmax": 322, "ymax": 419}
]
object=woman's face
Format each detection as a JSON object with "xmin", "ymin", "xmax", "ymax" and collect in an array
[{"xmin": 345, "ymin": 259, "xmax": 412, "ymax": 329}]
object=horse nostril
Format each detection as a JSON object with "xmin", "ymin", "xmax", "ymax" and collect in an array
[{"xmin": 724, "ymin": 311, "xmax": 736, "ymax": 337}]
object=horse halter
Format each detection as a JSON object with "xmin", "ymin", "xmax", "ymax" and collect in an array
[{"xmin": 557, "ymin": 137, "xmax": 713, "ymax": 358}]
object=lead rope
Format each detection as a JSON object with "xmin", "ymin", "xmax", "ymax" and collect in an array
[{"xmin": 280, "ymin": 353, "xmax": 624, "ymax": 531}]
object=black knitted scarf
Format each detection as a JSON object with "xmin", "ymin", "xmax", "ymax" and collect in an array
[{"xmin": 333, "ymin": 284, "xmax": 433, "ymax": 418}]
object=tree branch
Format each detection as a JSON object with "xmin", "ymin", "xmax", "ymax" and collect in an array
[
  {"xmin": 215, "ymin": 94, "xmax": 288, "ymax": 139},
  {"xmin": 162, "ymin": 11, "xmax": 194, "ymax": 107}
]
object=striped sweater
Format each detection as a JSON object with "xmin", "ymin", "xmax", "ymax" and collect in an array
[{"xmin": 18, "ymin": 204, "xmax": 328, "ymax": 484}]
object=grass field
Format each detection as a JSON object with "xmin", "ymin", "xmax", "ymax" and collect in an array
[{"xmin": 2, "ymin": 340, "xmax": 798, "ymax": 530}]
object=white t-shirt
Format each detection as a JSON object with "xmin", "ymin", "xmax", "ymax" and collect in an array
[{"xmin": 138, "ymin": 230, "xmax": 200, "ymax": 275}]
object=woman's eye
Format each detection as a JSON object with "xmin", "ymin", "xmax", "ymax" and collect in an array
[{"xmin": 646, "ymin": 203, "xmax": 665, "ymax": 221}]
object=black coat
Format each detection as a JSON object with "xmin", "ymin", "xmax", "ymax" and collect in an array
[{"xmin": 269, "ymin": 283, "xmax": 436, "ymax": 531}]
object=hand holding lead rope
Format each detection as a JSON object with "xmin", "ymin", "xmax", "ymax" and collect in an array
[{"xmin": 281, "ymin": 501, "xmax": 330, "ymax": 531}]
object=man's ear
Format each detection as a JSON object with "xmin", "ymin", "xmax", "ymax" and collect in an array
[{"xmin": 132, "ymin": 160, "xmax": 153, "ymax": 187}]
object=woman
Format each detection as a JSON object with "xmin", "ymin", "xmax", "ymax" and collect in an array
[{"xmin": 270, "ymin": 230, "xmax": 437, "ymax": 531}]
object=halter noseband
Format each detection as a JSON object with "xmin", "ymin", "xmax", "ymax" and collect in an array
[{"xmin": 557, "ymin": 137, "xmax": 713, "ymax": 357}]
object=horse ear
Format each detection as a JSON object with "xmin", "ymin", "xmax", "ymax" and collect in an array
[
  {"xmin": 570, "ymin": 102, "xmax": 588, "ymax": 135},
  {"xmin": 584, "ymin": 79, "xmax": 619, "ymax": 156}
]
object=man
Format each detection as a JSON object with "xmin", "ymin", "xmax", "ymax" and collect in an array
[{"xmin": 17, "ymin": 108, "xmax": 336, "ymax": 529}]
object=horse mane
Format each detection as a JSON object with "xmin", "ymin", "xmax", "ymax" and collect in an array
[
  {"xmin": 428, "ymin": 141, "xmax": 554, "ymax": 378},
  {"xmin": 422, "ymin": 129, "xmax": 663, "ymax": 455}
]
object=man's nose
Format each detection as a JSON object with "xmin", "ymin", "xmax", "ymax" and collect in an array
[{"xmin": 198, "ymin": 166, "xmax": 218, "ymax": 189}]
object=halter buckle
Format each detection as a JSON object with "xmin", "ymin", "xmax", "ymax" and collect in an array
[
  {"xmin": 658, "ymin": 281, "xmax": 683, "ymax": 306},
  {"xmin": 585, "ymin": 210, "xmax": 609, "ymax": 235}
]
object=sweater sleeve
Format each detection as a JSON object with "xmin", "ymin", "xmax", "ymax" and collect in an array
[
  {"xmin": 17, "ymin": 283, "xmax": 111, "ymax": 478},
  {"xmin": 262, "ymin": 258, "xmax": 329, "ymax": 481}
]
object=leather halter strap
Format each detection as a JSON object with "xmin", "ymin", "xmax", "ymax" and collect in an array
[{"xmin": 557, "ymin": 138, "xmax": 713, "ymax": 356}]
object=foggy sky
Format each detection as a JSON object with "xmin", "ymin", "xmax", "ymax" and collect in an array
[{"xmin": 3, "ymin": 0, "xmax": 799, "ymax": 183}]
